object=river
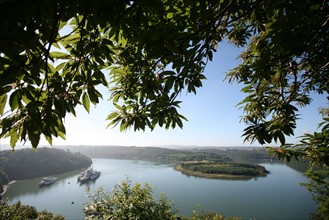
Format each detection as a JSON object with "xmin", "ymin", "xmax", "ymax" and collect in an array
[{"xmin": 3, "ymin": 159, "xmax": 315, "ymax": 220}]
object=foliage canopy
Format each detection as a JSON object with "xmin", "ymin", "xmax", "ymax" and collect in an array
[
  {"xmin": 302, "ymin": 167, "xmax": 329, "ymax": 220},
  {"xmin": 85, "ymin": 178, "xmax": 177, "ymax": 220},
  {"xmin": 85, "ymin": 178, "xmax": 239, "ymax": 220},
  {"xmin": 0, "ymin": 200, "xmax": 64, "ymax": 220},
  {"xmin": 0, "ymin": 0, "xmax": 328, "ymax": 165}
]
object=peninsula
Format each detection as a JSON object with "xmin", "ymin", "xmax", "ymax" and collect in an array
[{"xmin": 175, "ymin": 161, "xmax": 269, "ymax": 180}]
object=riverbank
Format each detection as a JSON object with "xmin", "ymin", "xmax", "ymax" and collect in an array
[{"xmin": 1, "ymin": 181, "xmax": 16, "ymax": 197}]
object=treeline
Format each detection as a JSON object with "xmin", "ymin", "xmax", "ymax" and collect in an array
[
  {"xmin": 67, "ymin": 145, "xmax": 281, "ymax": 163},
  {"xmin": 67, "ymin": 145, "xmax": 232, "ymax": 163},
  {"xmin": 189, "ymin": 148, "xmax": 279, "ymax": 163},
  {"xmin": 64, "ymin": 145, "xmax": 308, "ymax": 171},
  {"xmin": 179, "ymin": 162, "xmax": 269, "ymax": 177},
  {"xmin": 0, "ymin": 148, "xmax": 92, "ymax": 189}
]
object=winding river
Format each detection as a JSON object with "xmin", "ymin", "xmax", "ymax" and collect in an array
[{"xmin": 4, "ymin": 159, "xmax": 315, "ymax": 219}]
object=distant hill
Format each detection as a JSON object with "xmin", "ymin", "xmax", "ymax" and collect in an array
[
  {"xmin": 0, "ymin": 148, "xmax": 92, "ymax": 192},
  {"xmin": 64, "ymin": 145, "xmax": 280, "ymax": 163},
  {"xmin": 63, "ymin": 145, "xmax": 230, "ymax": 162}
]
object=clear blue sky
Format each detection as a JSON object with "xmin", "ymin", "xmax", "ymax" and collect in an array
[{"xmin": 2, "ymin": 42, "xmax": 328, "ymax": 148}]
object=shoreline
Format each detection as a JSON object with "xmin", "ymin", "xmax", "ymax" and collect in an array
[{"xmin": 1, "ymin": 181, "xmax": 16, "ymax": 196}]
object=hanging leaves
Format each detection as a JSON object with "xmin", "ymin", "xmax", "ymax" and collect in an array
[
  {"xmin": 0, "ymin": 0, "xmax": 327, "ymax": 156},
  {"xmin": 0, "ymin": 94, "xmax": 7, "ymax": 115}
]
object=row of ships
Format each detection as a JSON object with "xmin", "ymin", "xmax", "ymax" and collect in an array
[{"xmin": 39, "ymin": 167, "xmax": 101, "ymax": 187}]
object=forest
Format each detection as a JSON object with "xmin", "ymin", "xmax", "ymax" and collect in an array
[
  {"xmin": 66, "ymin": 145, "xmax": 280, "ymax": 163},
  {"xmin": 0, "ymin": 148, "xmax": 92, "ymax": 194}
]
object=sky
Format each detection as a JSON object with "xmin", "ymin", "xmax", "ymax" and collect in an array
[{"xmin": 1, "ymin": 42, "xmax": 328, "ymax": 148}]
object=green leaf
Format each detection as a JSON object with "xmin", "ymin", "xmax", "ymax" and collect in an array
[
  {"xmin": 93, "ymin": 70, "xmax": 108, "ymax": 86},
  {"xmin": 113, "ymin": 103, "xmax": 122, "ymax": 111},
  {"xmin": 82, "ymin": 92, "xmax": 90, "ymax": 113},
  {"xmin": 28, "ymin": 130, "xmax": 40, "ymax": 148},
  {"xmin": 241, "ymin": 85, "xmax": 254, "ymax": 93},
  {"xmin": 62, "ymin": 33, "xmax": 80, "ymax": 44},
  {"xmin": 120, "ymin": 121, "xmax": 128, "ymax": 132},
  {"xmin": 9, "ymin": 91, "xmax": 20, "ymax": 110},
  {"xmin": 47, "ymin": 63, "xmax": 57, "ymax": 74},
  {"xmin": 52, "ymin": 42, "xmax": 61, "ymax": 49},
  {"xmin": 278, "ymin": 132, "xmax": 285, "ymax": 145},
  {"xmin": 10, "ymin": 130, "xmax": 19, "ymax": 147},
  {"xmin": 0, "ymin": 94, "xmax": 7, "ymax": 115},
  {"xmin": 56, "ymin": 62, "xmax": 66, "ymax": 72},
  {"xmin": 58, "ymin": 21, "xmax": 67, "ymax": 31},
  {"xmin": 106, "ymin": 112, "xmax": 119, "ymax": 121},
  {"xmin": 178, "ymin": 113, "xmax": 188, "ymax": 122},
  {"xmin": 176, "ymin": 117, "xmax": 183, "ymax": 128},
  {"xmin": 87, "ymin": 88, "xmax": 100, "ymax": 104},
  {"xmin": 49, "ymin": 51, "xmax": 71, "ymax": 59},
  {"xmin": 111, "ymin": 68, "xmax": 126, "ymax": 76},
  {"xmin": 65, "ymin": 101, "xmax": 76, "ymax": 116},
  {"xmin": 44, "ymin": 135, "xmax": 53, "ymax": 145},
  {"xmin": 57, "ymin": 131, "xmax": 66, "ymax": 140}
]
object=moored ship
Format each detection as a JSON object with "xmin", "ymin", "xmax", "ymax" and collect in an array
[
  {"xmin": 77, "ymin": 167, "xmax": 101, "ymax": 184},
  {"xmin": 39, "ymin": 177, "xmax": 58, "ymax": 187}
]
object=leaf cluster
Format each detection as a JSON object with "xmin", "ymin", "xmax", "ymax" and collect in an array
[
  {"xmin": 302, "ymin": 167, "xmax": 329, "ymax": 220},
  {"xmin": 0, "ymin": 200, "xmax": 64, "ymax": 220},
  {"xmin": 266, "ymin": 112, "xmax": 329, "ymax": 166},
  {"xmin": 0, "ymin": 0, "xmax": 328, "ymax": 171},
  {"xmin": 0, "ymin": 0, "xmax": 109, "ymax": 147},
  {"xmin": 298, "ymin": 116, "xmax": 329, "ymax": 166},
  {"xmin": 85, "ymin": 178, "xmax": 240, "ymax": 220},
  {"xmin": 226, "ymin": 0, "xmax": 329, "ymax": 147},
  {"xmin": 0, "ymin": 0, "xmax": 230, "ymax": 147},
  {"xmin": 85, "ymin": 178, "xmax": 177, "ymax": 220},
  {"xmin": 190, "ymin": 206, "xmax": 240, "ymax": 220}
]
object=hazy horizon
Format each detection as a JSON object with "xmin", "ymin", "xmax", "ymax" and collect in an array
[{"xmin": 0, "ymin": 143, "xmax": 269, "ymax": 151}]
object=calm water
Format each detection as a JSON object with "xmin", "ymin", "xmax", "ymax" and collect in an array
[{"xmin": 4, "ymin": 159, "xmax": 315, "ymax": 220}]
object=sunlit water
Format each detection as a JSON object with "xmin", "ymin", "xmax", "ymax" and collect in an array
[{"xmin": 4, "ymin": 159, "xmax": 315, "ymax": 220}]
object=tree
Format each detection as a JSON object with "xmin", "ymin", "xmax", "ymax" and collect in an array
[
  {"xmin": 84, "ymin": 178, "xmax": 178, "ymax": 220},
  {"xmin": 0, "ymin": 0, "xmax": 214, "ymax": 147},
  {"xmin": 84, "ymin": 178, "xmax": 239, "ymax": 220},
  {"xmin": 190, "ymin": 206, "xmax": 240, "ymax": 220},
  {"xmin": 224, "ymin": 0, "xmax": 329, "ymax": 166},
  {"xmin": 302, "ymin": 167, "xmax": 329, "ymax": 220},
  {"xmin": 0, "ymin": 1, "xmax": 328, "ymax": 164},
  {"xmin": 0, "ymin": 200, "xmax": 64, "ymax": 220}
]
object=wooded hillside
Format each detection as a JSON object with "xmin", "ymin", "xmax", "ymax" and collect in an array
[
  {"xmin": 0, "ymin": 148, "xmax": 92, "ymax": 189},
  {"xmin": 67, "ymin": 145, "xmax": 279, "ymax": 163},
  {"xmin": 67, "ymin": 145, "xmax": 232, "ymax": 162}
]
